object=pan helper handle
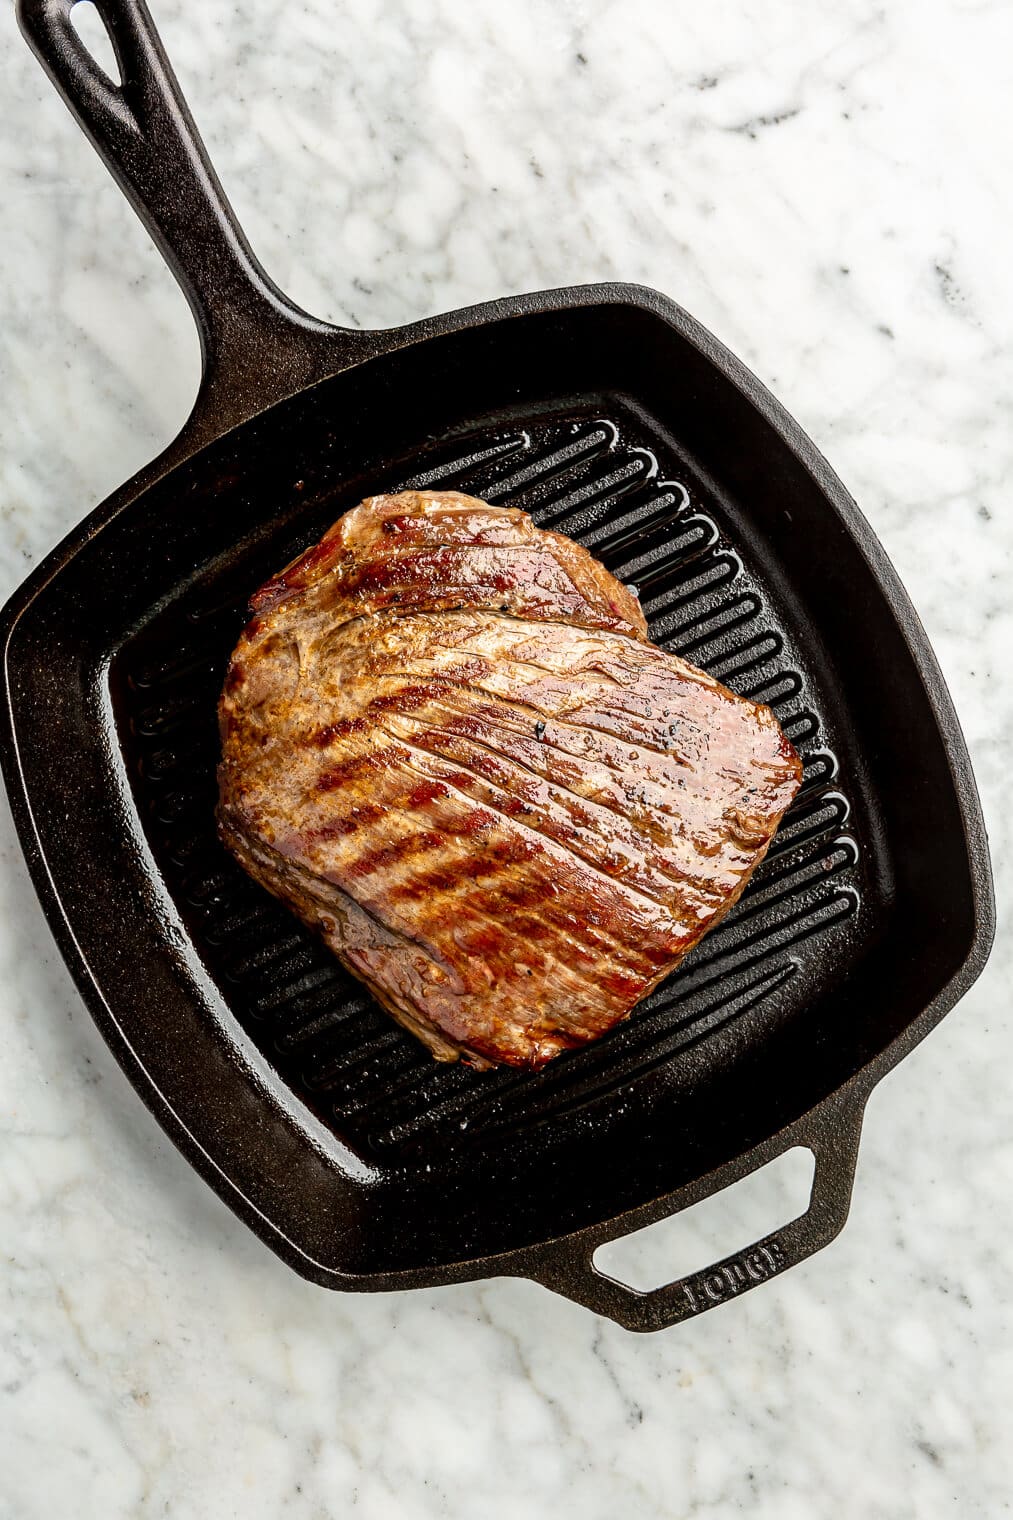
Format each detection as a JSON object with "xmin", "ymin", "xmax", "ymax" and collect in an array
[{"xmin": 520, "ymin": 1088, "xmax": 867, "ymax": 1331}]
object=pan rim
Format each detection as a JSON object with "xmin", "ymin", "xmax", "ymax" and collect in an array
[{"xmin": 0, "ymin": 280, "xmax": 995, "ymax": 1290}]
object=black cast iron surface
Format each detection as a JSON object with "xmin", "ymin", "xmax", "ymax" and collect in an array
[
  {"xmin": 117, "ymin": 408, "xmax": 864, "ymax": 1167},
  {"xmin": 2, "ymin": 0, "xmax": 993, "ymax": 1331}
]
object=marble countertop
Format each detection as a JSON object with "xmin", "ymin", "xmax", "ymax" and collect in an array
[{"xmin": 2, "ymin": 0, "xmax": 1011, "ymax": 1515}]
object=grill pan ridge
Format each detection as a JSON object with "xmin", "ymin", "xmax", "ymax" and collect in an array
[
  {"xmin": 1, "ymin": 0, "xmax": 993, "ymax": 1331},
  {"xmin": 116, "ymin": 410, "xmax": 867, "ymax": 1168}
]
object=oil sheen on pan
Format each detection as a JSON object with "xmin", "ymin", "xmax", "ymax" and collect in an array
[{"xmin": 217, "ymin": 489, "xmax": 802, "ymax": 1070}]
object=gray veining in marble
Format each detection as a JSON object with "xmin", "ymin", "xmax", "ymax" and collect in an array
[{"xmin": 2, "ymin": 1, "xmax": 1012, "ymax": 1516}]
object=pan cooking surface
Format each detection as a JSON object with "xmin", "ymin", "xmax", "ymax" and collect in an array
[{"xmin": 118, "ymin": 403, "xmax": 870, "ymax": 1164}]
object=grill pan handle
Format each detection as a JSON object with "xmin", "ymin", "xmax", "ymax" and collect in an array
[
  {"xmin": 16, "ymin": 0, "xmax": 360, "ymax": 436},
  {"xmin": 523, "ymin": 1091, "xmax": 866, "ymax": 1332}
]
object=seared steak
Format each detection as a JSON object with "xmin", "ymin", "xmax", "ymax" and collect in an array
[{"xmin": 218, "ymin": 490, "xmax": 802, "ymax": 1069}]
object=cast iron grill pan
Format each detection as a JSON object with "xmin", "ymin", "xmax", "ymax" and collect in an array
[{"xmin": 2, "ymin": 0, "xmax": 992, "ymax": 1331}]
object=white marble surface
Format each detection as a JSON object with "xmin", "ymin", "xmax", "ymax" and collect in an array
[{"xmin": 2, "ymin": 0, "xmax": 1012, "ymax": 1515}]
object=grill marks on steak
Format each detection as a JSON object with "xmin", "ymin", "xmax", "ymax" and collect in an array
[{"xmin": 218, "ymin": 490, "xmax": 802, "ymax": 1069}]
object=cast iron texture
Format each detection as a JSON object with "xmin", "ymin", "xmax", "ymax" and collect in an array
[{"xmin": 3, "ymin": 0, "xmax": 994, "ymax": 1331}]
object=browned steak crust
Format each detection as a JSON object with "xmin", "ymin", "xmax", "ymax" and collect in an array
[{"xmin": 218, "ymin": 491, "xmax": 801, "ymax": 1069}]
